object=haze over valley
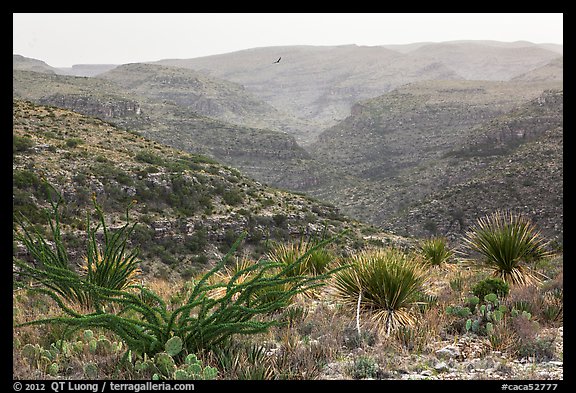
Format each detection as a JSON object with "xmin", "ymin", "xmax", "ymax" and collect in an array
[{"xmin": 13, "ymin": 40, "xmax": 563, "ymax": 245}]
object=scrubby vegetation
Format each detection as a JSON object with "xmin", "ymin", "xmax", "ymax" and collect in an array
[
  {"xmin": 13, "ymin": 198, "xmax": 563, "ymax": 380},
  {"xmin": 12, "ymin": 100, "xmax": 562, "ymax": 380}
]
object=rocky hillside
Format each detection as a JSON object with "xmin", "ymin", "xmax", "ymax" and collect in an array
[
  {"xmin": 384, "ymin": 90, "xmax": 563, "ymax": 244},
  {"xmin": 97, "ymin": 63, "xmax": 313, "ymax": 138},
  {"xmin": 13, "ymin": 68, "xmax": 326, "ymax": 192},
  {"xmin": 13, "ymin": 100, "xmax": 407, "ymax": 280},
  {"xmin": 308, "ymin": 85, "xmax": 563, "ymax": 244},
  {"xmin": 13, "ymin": 42, "xmax": 563, "ymax": 247},
  {"xmin": 512, "ymin": 56, "xmax": 563, "ymax": 82}
]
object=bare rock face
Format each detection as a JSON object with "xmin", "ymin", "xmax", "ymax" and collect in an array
[{"xmin": 38, "ymin": 93, "xmax": 143, "ymax": 119}]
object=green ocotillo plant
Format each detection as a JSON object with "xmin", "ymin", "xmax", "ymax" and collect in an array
[{"xmin": 14, "ymin": 192, "xmax": 347, "ymax": 356}]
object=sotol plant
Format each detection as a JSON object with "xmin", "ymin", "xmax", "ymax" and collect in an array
[
  {"xmin": 333, "ymin": 248, "xmax": 427, "ymax": 336},
  {"xmin": 462, "ymin": 210, "xmax": 551, "ymax": 285},
  {"xmin": 418, "ymin": 237, "xmax": 454, "ymax": 268},
  {"xmin": 267, "ymin": 239, "xmax": 335, "ymax": 277}
]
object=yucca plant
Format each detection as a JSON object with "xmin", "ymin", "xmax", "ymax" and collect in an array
[
  {"xmin": 418, "ymin": 237, "xmax": 454, "ymax": 267},
  {"xmin": 462, "ymin": 211, "xmax": 551, "ymax": 286},
  {"xmin": 81, "ymin": 199, "xmax": 141, "ymax": 302},
  {"xmin": 332, "ymin": 248, "xmax": 427, "ymax": 336}
]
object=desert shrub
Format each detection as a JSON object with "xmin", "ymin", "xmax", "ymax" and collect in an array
[
  {"xmin": 471, "ymin": 277, "xmax": 510, "ymax": 300},
  {"xmin": 348, "ymin": 355, "xmax": 380, "ymax": 379},
  {"xmin": 13, "ymin": 189, "xmax": 44, "ymax": 225},
  {"xmin": 184, "ymin": 229, "xmax": 208, "ymax": 253},
  {"xmin": 222, "ymin": 189, "xmax": 244, "ymax": 206},
  {"xmin": 65, "ymin": 138, "xmax": 84, "ymax": 148},
  {"xmin": 13, "ymin": 169, "xmax": 53, "ymax": 201},
  {"xmin": 13, "ymin": 134, "xmax": 35, "ymax": 153},
  {"xmin": 516, "ymin": 336, "xmax": 556, "ymax": 361},
  {"xmin": 135, "ymin": 150, "xmax": 165, "ymax": 166},
  {"xmin": 510, "ymin": 313, "xmax": 556, "ymax": 361}
]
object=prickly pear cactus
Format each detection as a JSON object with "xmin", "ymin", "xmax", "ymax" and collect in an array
[
  {"xmin": 202, "ymin": 366, "xmax": 218, "ymax": 380},
  {"xmin": 21, "ymin": 344, "xmax": 39, "ymax": 364},
  {"xmin": 53, "ymin": 340, "xmax": 71, "ymax": 357},
  {"xmin": 83, "ymin": 362, "xmax": 98, "ymax": 379},
  {"xmin": 181, "ymin": 354, "xmax": 218, "ymax": 380},
  {"xmin": 185, "ymin": 354, "xmax": 198, "ymax": 365},
  {"xmin": 83, "ymin": 330, "xmax": 94, "ymax": 341},
  {"xmin": 165, "ymin": 336, "xmax": 183, "ymax": 357},
  {"xmin": 89, "ymin": 339, "xmax": 98, "ymax": 354},
  {"xmin": 154, "ymin": 352, "xmax": 176, "ymax": 377},
  {"xmin": 48, "ymin": 363, "xmax": 59, "ymax": 377},
  {"xmin": 73, "ymin": 340, "xmax": 84, "ymax": 354},
  {"xmin": 135, "ymin": 358, "xmax": 154, "ymax": 374},
  {"xmin": 97, "ymin": 337, "xmax": 113, "ymax": 355},
  {"xmin": 187, "ymin": 363, "xmax": 203, "ymax": 376},
  {"xmin": 174, "ymin": 369, "xmax": 191, "ymax": 380}
]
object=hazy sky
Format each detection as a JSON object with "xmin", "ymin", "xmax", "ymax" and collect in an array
[{"xmin": 13, "ymin": 13, "xmax": 563, "ymax": 68}]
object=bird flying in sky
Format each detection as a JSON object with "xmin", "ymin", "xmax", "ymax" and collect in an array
[{"xmin": 273, "ymin": 57, "xmax": 281, "ymax": 63}]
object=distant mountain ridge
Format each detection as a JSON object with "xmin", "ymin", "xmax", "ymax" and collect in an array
[
  {"xmin": 14, "ymin": 40, "xmax": 562, "ymax": 144},
  {"xmin": 13, "ymin": 40, "xmax": 563, "ymax": 245},
  {"xmin": 153, "ymin": 41, "xmax": 561, "ymax": 142},
  {"xmin": 57, "ymin": 64, "xmax": 118, "ymax": 77},
  {"xmin": 98, "ymin": 62, "xmax": 313, "ymax": 137},
  {"xmin": 13, "ymin": 54, "xmax": 57, "ymax": 74},
  {"xmin": 13, "ymin": 68, "xmax": 326, "ymax": 192}
]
